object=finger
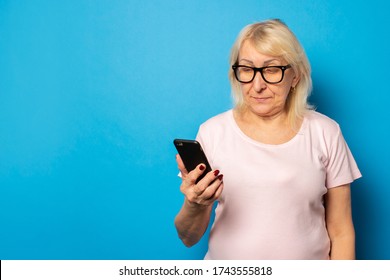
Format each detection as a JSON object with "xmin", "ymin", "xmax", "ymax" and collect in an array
[
  {"xmin": 199, "ymin": 174, "xmax": 223, "ymax": 200},
  {"xmin": 187, "ymin": 163, "xmax": 207, "ymax": 186},
  {"xmin": 211, "ymin": 181, "xmax": 224, "ymax": 201},
  {"xmin": 198, "ymin": 182, "xmax": 224, "ymax": 206},
  {"xmin": 201, "ymin": 179, "xmax": 224, "ymax": 204},
  {"xmin": 193, "ymin": 171, "xmax": 222, "ymax": 197},
  {"xmin": 180, "ymin": 163, "xmax": 207, "ymax": 194},
  {"xmin": 186, "ymin": 173, "xmax": 223, "ymax": 205}
]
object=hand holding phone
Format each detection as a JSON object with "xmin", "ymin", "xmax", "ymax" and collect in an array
[{"xmin": 173, "ymin": 139, "xmax": 212, "ymax": 183}]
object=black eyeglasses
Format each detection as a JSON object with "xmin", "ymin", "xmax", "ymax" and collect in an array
[{"xmin": 232, "ymin": 64, "xmax": 291, "ymax": 84}]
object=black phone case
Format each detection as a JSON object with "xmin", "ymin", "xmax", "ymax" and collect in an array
[{"xmin": 173, "ymin": 139, "xmax": 212, "ymax": 183}]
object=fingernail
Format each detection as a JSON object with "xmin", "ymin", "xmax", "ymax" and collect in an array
[
  {"xmin": 199, "ymin": 164, "xmax": 205, "ymax": 171},
  {"xmin": 218, "ymin": 174, "xmax": 223, "ymax": 180},
  {"xmin": 214, "ymin": 170, "xmax": 220, "ymax": 176}
]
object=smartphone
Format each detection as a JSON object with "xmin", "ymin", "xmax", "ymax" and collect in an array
[{"xmin": 173, "ymin": 139, "xmax": 212, "ymax": 183}]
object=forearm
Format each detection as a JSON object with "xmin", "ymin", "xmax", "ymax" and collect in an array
[
  {"xmin": 329, "ymin": 227, "xmax": 355, "ymax": 260},
  {"xmin": 325, "ymin": 185, "xmax": 355, "ymax": 260},
  {"xmin": 174, "ymin": 199, "xmax": 213, "ymax": 247}
]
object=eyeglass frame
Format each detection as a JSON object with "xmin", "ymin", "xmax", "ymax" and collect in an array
[{"xmin": 232, "ymin": 64, "xmax": 292, "ymax": 84}]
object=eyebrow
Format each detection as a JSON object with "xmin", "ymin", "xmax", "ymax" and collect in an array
[{"xmin": 238, "ymin": 58, "xmax": 281, "ymax": 65}]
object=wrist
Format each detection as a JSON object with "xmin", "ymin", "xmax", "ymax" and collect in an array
[{"xmin": 184, "ymin": 198, "xmax": 210, "ymax": 211}]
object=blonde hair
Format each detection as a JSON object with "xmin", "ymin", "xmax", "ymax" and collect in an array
[{"xmin": 229, "ymin": 19, "xmax": 313, "ymax": 128}]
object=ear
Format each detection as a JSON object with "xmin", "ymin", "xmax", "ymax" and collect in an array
[{"xmin": 291, "ymin": 73, "xmax": 300, "ymax": 88}]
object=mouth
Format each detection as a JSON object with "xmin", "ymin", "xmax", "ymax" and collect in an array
[{"xmin": 251, "ymin": 96, "xmax": 271, "ymax": 102}]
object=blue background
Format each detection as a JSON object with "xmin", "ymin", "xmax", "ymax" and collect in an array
[{"xmin": 0, "ymin": 0, "xmax": 389, "ymax": 260}]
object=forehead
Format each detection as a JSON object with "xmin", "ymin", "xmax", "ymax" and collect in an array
[{"xmin": 239, "ymin": 40, "xmax": 283, "ymax": 64}]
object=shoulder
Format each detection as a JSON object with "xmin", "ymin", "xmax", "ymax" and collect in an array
[
  {"xmin": 195, "ymin": 110, "xmax": 233, "ymax": 164},
  {"xmin": 304, "ymin": 110, "xmax": 341, "ymax": 135},
  {"xmin": 199, "ymin": 110, "xmax": 233, "ymax": 132},
  {"xmin": 196, "ymin": 110, "xmax": 233, "ymax": 150}
]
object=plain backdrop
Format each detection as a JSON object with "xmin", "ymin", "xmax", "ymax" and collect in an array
[{"xmin": 1, "ymin": 0, "xmax": 389, "ymax": 260}]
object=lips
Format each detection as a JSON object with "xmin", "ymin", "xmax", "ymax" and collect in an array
[{"xmin": 252, "ymin": 96, "xmax": 271, "ymax": 102}]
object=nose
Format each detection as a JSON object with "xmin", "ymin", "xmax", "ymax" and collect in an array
[{"xmin": 252, "ymin": 71, "xmax": 267, "ymax": 92}]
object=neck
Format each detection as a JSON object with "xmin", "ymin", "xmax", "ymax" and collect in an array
[
  {"xmin": 233, "ymin": 107, "xmax": 300, "ymax": 145},
  {"xmin": 236, "ymin": 107, "xmax": 289, "ymax": 130}
]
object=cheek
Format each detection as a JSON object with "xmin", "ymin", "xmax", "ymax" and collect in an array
[
  {"xmin": 276, "ymin": 78, "xmax": 295, "ymax": 98},
  {"xmin": 269, "ymin": 87, "xmax": 291, "ymax": 107},
  {"xmin": 240, "ymin": 84, "xmax": 252, "ymax": 96},
  {"xmin": 278, "ymin": 88, "xmax": 291, "ymax": 102}
]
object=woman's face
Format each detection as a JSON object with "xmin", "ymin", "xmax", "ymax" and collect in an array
[{"xmin": 237, "ymin": 40, "xmax": 299, "ymax": 119}]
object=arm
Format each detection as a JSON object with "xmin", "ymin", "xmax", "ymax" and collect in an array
[
  {"xmin": 324, "ymin": 184, "xmax": 355, "ymax": 260},
  {"xmin": 174, "ymin": 155, "xmax": 223, "ymax": 247}
]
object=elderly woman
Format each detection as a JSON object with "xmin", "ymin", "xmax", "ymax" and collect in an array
[{"xmin": 174, "ymin": 19, "xmax": 361, "ymax": 260}]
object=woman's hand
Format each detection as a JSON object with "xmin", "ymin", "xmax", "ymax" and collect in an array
[
  {"xmin": 174, "ymin": 154, "xmax": 224, "ymax": 247},
  {"xmin": 176, "ymin": 154, "xmax": 224, "ymax": 207}
]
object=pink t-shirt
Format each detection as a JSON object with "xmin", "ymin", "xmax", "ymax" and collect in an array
[{"xmin": 196, "ymin": 110, "xmax": 361, "ymax": 260}]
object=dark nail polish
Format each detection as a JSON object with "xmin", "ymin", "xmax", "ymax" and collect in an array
[
  {"xmin": 199, "ymin": 164, "xmax": 205, "ymax": 171},
  {"xmin": 214, "ymin": 170, "xmax": 220, "ymax": 176},
  {"xmin": 218, "ymin": 174, "xmax": 223, "ymax": 180}
]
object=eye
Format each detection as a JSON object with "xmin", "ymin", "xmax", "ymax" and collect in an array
[
  {"xmin": 240, "ymin": 66, "xmax": 253, "ymax": 73},
  {"xmin": 264, "ymin": 67, "xmax": 279, "ymax": 74}
]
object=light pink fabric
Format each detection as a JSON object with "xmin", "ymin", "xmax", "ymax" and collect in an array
[{"xmin": 196, "ymin": 110, "xmax": 361, "ymax": 260}]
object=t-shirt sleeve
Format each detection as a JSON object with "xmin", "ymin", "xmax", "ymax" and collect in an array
[{"xmin": 325, "ymin": 126, "xmax": 362, "ymax": 189}]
